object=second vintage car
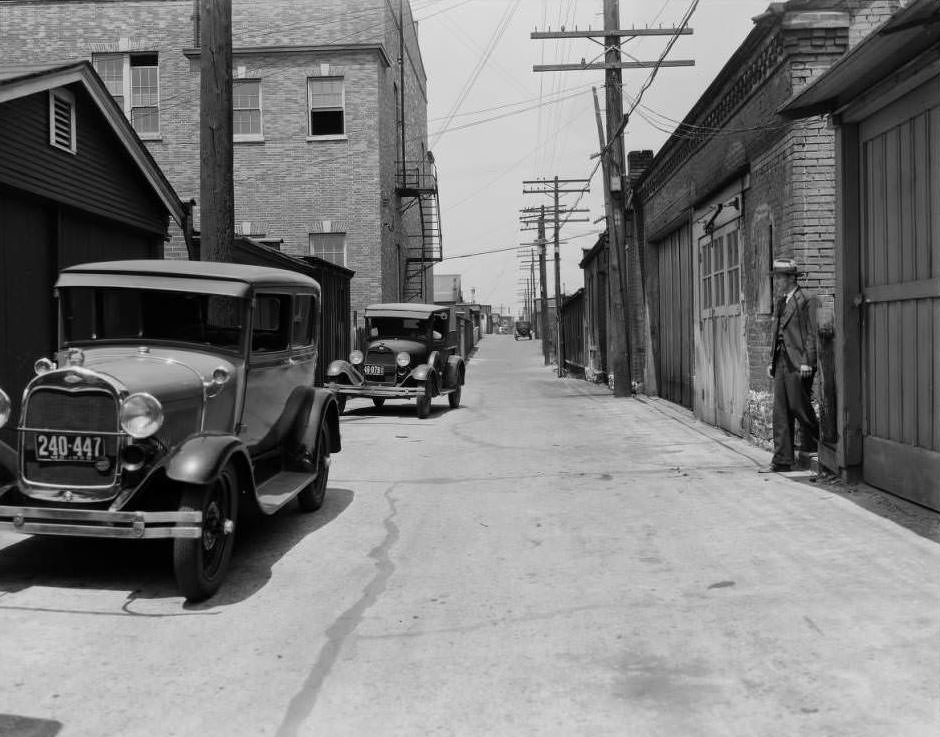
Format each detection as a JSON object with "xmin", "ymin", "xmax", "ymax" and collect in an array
[
  {"xmin": 326, "ymin": 303, "xmax": 466, "ymax": 418},
  {"xmin": 0, "ymin": 260, "xmax": 342, "ymax": 602}
]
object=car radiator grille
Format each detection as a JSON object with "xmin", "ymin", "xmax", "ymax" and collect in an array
[
  {"xmin": 365, "ymin": 351, "xmax": 397, "ymax": 382},
  {"xmin": 22, "ymin": 388, "xmax": 120, "ymax": 487}
]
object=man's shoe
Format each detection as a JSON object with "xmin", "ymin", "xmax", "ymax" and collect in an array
[{"xmin": 758, "ymin": 463, "xmax": 791, "ymax": 473}]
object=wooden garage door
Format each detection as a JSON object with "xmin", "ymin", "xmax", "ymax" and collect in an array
[
  {"xmin": 0, "ymin": 191, "xmax": 55, "ymax": 447},
  {"xmin": 654, "ymin": 226, "xmax": 693, "ymax": 408},
  {"xmin": 859, "ymin": 79, "xmax": 940, "ymax": 509}
]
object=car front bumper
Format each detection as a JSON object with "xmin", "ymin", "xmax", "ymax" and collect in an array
[
  {"xmin": 0, "ymin": 504, "xmax": 203, "ymax": 539},
  {"xmin": 329, "ymin": 384, "xmax": 426, "ymax": 400}
]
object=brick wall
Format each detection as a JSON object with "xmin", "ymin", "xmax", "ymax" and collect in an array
[{"xmin": 0, "ymin": 0, "xmax": 431, "ymax": 317}]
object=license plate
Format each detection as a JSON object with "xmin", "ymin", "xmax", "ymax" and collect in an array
[
  {"xmin": 35, "ymin": 434, "xmax": 104, "ymax": 462},
  {"xmin": 363, "ymin": 364, "xmax": 384, "ymax": 376}
]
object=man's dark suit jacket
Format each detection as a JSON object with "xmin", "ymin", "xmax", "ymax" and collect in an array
[{"xmin": 771, "ymin": 287, "xmax": 816, "ymax": 377}]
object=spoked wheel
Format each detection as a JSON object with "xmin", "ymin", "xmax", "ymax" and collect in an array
[
  {"xmin": 372, "ymin": 398, "xmax": 386, "ymax": 408},
  {"xmin": 298, "ymin": 423, "xmax": 330, "ymax": 513},
  {"xmin": 173, "ymin": 464, "xmax": 238, "ymax": 602},
  {"xmin": 416, "ymin": 382, "xmax": 432, "ymax": 419},
  {"xmin": 448, "ymin": 384, "xmax": 462, "ymax": 409}
]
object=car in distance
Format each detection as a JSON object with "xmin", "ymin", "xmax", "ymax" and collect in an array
[
  {"xmin": 0, "ymin": 260, "xmax": 342, "ymax": 602},
  {"xmin": 326, "ymin": 303, "xmax": 465, "ymax": 418},
  {"xmin": 514, "ymin": 320, "xmax": 533, "ymax": 340}
]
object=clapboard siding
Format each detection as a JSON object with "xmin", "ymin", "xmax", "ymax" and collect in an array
[{"xmin": 0, "ymin": 85, "xmax": 167, "ymax": 236}]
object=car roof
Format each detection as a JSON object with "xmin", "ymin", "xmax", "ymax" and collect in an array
[
  {"xmin": 365, "ymin": 302, "xmax": 450, "ymax": 319},
  {"xmin": 56, "ymin": 259, "xmax": 320, "ymax": 298}
]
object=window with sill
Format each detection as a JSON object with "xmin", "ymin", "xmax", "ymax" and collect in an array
[
  {"xmin": 233, "ymin": 79, "xmax": 262, "ymax": 138},
  {"xmin": 92, "ymin": 52, "xmax": 159, "ymax": 136},
  {"xmin": 309, "ymin": 233, "xmax": 346, "ymax": 267},
  {"xmin": 307, "ymin": 77, "xmax": 344, "ymax": 136}
]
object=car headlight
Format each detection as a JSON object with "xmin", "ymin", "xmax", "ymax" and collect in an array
[
  {"xmin": 396, "ymin": 352, "xmax": 411, "ymax": 368},
  {"xmin": 119, "ymin": 393, "xmax": 164, "ymax": 439},
  {"xmin": 0, "ymin": 388, "xmax": 10, "ymax": 429},
  {"xmin": 350, "ymin": 350, "xmax": 364, "ymax": 365}
]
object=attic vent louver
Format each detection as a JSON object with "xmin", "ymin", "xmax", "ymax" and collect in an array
[{"xmin": 49, "ymin": 88, "xmax": 76, "ymax": 153}]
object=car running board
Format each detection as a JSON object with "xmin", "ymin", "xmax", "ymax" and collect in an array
[{"xmin": 256, "ymin": 471, "xmax": 316, "ymax": 515}]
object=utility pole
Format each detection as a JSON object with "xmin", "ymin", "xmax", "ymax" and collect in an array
[
  {"xmin": 538, "ymin": 208, "xmax": 550, "ymax": 365},
  {"xmin": 521, "ymin": 177, "xmax": 590, "ymax": 371},
  {"xmin": 199, "ymin": 0, "xmax": 234, "ymax": 263},
  {"xmin": 603, "ymin": 1, "xmax": 632, "ymax": 396},
  {"xmin": 553, "ymin": 176, "xmax": 564, "ymax": 377},
  {"xmin": 531, "ymin": 0, "xmax": 694, "ymax": 395}
]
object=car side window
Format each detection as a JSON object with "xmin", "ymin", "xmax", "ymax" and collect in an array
[
  {"xmin": 292, "ymin": 294, "xmax": 315, "ymax": 347},
  {"xmin": 432, "ymin": 313, "xmax": 449, "ymax": 341},
  {"xmin": 251, "ymin": 294, "xmax": 290, "ymax": 352}
]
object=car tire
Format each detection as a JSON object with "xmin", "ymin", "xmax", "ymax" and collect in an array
[
  {"xmin": 372, "ymin": 398, "xmax": 386, "ymax": 408},
  {"xmin": 448, "ymin": 384, "xmax": 461, "ymax": 409},
  {"xmin": 173, "ymin": 465, "xmax": 238, "ymax": 602},
  {"xmin": 416, "ymin": 384, "xmax": 431, "ymax": 419},
  {"xmin": 297, "ymin": 423, "xmax": 329, "ymax": 513}
]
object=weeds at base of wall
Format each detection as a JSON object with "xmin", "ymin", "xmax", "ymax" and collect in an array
[{"xmin": 746, "ymin": 388, "xmax": 821, "ymax": 451}]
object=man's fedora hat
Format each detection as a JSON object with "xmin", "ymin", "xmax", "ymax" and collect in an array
[{"xmin": 771, "ymin": 258, "xmax": 800, "ymax": 275}]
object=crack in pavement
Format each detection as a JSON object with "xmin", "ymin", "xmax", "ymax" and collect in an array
[{"xmin": 275, "ymin": 483, "xmax": 400, "ymax": 737}]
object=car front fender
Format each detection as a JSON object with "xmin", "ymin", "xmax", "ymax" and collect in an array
[
  {"xmin": 327, "ymin": 360, "xmax": 363, "ymax": 386},
  {"xmin": 299, "ymin": 388, "xmax": 342, "ymax": 456},
  {"xmin": 165, "ymin": 435, "xmax": 252, "ymax": 487}
]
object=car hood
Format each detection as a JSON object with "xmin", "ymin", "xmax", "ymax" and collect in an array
[
  {"xmin": 365, "ymin": 338, "xmax": 428, "ymax": 360},
  {"xmin": 61, "ymin": 346, "xmax": 238, "ymax": 402}
]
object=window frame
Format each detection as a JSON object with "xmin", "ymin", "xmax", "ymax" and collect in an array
[
  {"xmin": 92, "ymin": 52, "xmax": 161, "ymax": 139},
  {"xmin": 233, "ymin": 78, "xmax": 264, "ymax": 142},
  {"xmin": 306, "ymin": 76, "xmax": 346, "ymax": 140},
  {"xmin": 308, "ymin": 232, "xmax": 347, "ymax": 267}
]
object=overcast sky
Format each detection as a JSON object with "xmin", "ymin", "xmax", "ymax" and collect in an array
[{"xmin": 414, "ymin": 0, "xmax": 772, "ymax": 314}]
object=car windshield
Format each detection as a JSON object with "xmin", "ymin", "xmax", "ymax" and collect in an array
[
  {"xmin": 367, "ymin": 316, "xmax": 428, "ymax": 340},
  {"xmin": 61, "ymin": 287, "xmax": 246, "ymax": 352}
]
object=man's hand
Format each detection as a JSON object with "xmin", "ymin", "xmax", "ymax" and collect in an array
[
  {"xmin": 766, "ymin": 364, "xmax": 774, "ymax": 379},
  {"xmin": 799, "ymin": 364, "xmax": 813, "ymax": 378}
]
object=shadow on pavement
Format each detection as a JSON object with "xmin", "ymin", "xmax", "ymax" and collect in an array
[
  {"xmin": 0, "ymin": 714, "xmax": 62, "ymax": 736},
  {"xmin": 0, "ymin": 487, "xmax": 355, "ymax": 608}
]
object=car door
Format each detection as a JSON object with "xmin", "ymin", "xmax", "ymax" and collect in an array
[{"xmin": 240, "ymin": 292, "xmax": 295, "ymax": 449}]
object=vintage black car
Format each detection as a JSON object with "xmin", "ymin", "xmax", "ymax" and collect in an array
[
  {"xmin": 514, "ymin": 320, "xmax": 533, "ymax": 340},
  {"xmin": 0, "ymin": 260, "xmax": 342, "ymax": 601},
  {"xmin": 326, "ymin": 303, "xmax": 466, "ymax": 418}
]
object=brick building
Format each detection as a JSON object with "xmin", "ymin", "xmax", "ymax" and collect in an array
[
  {"xmin": 625, "ymin": 0, "xmax": 902, "ymax": 448},
  {"xmin": 0, "ymin": 0, "xmax": 441, "ymax": 315}
]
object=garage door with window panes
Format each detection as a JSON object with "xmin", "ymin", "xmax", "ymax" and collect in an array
[{"xmin": 699, "ymin": 218, "xmax": 746, "ymax": 434}]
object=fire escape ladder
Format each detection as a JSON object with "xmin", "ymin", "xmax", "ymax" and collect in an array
[{"xmin": 397, "ymin": 160, "xmax": 443, "ymax": 303}]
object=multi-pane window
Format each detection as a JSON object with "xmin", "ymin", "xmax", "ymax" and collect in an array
[
  {"xmin": 233, "ymin": 80, "xmax": 262, "ymax": 138},
  {"xmin": 307, "ymin": 77, "xmax": 344, "ymax": 136},
  {"xmin": 309, "ymin": 233, "xmax": 346, "ymax": 266},
  {"xmin": 93, "ymin": 53, "xmax": 159, "ymax": 136},
  {"xmin": 701, "ymin": 224, "xmax": 741, "ymax": 312}
]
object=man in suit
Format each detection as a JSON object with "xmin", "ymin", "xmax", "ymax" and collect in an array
[{"xmin": 760, "ymin": 258, "xmax": 819, "ymax": 473}]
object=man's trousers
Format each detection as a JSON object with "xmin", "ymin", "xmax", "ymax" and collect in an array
[{"xmin": 772, "ymin": 354, "xmax": 819, "ymax": 467}]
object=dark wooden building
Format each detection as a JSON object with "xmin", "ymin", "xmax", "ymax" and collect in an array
[
  {"xmin": 230, "ymin": 237, "xmax": 354, "ymax": 387},
  {"xmin": 0, "ymin": 62, "xmax": 183, "ymax": 441},
  {"xmin": 782, "ymin": 0, "xmax": 940, "ymax": 510}
]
